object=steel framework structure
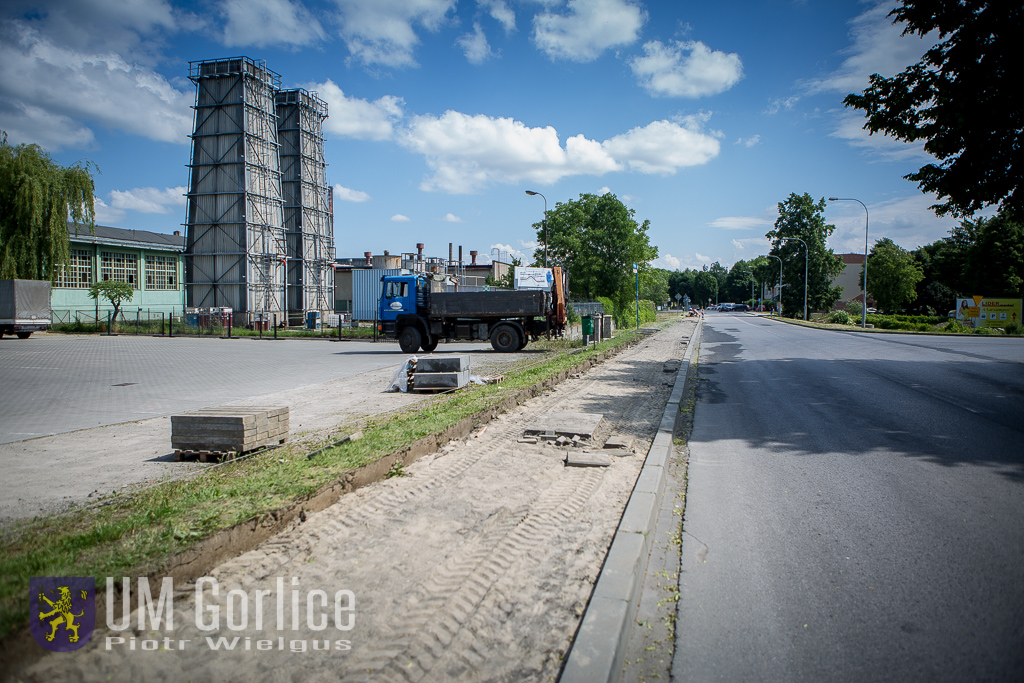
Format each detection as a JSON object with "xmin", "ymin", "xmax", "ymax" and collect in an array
[
  {"xmin": 276, "ymin": 88, "xmax": 335, "ymax": 319},
  {"xmin": 184, "ymin": 57, "xmax": 286, "ymax": 318}
]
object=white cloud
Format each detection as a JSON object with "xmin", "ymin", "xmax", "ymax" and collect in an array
[
  {"xmin": 109, "ymin": 186, "xmax": 186, "ymax": 214},
  {"xmin": 310, "ymin": 79, "xmax": 404, "ymax": 141},
  {"xmin": 220, "ymin": 0, "xmax": 326, "ymax": 47},
  {"xmin": 629, "ymin": 40, "xmax": 742, "ymax": 98},
  {"xmin": 533, "ymin": 0, "xmax": 645, "ymax": 62},
  {"xmin": 490, "ymin": 242, "xmax": 528, "ymax": 263},
  {"xmin": 0, "ymin": 21, "xmax": 194, "ymax": 147},
  {"xmin": 391, "ymin": 214, "xmax": 411, "ymax": 222},
  {"xmin": 333, "ymin": 0, "xmax": 456, "ymax": 68},
  {"xmin": 93, "ymin": 197, "xmax": 124, "ymax": 226},
  {"xmin": 806, "ymin": 2, "xmax": 937, "ymax": 96},
  {"xmin": 830, "ymin": 110, "xmax": 928, "ymax": 161},
  {"xmin": 442, "ymin": 212, "xmax": 463, "ymax": 222},
  {"xmin": 0, "ymin": 101, "xmax": 95, "ymax": 151},
  {"xmin": 710, "ymin": 216, "xmax": 772, "ymax": 231},
  {"xmin": 764, "ymin": 96, "xmax": 798, "ymax": 115},
  {"xmin": 333, "ymin": 184, "xmax": 371, "ymax": 202},
  {"xmin": 457, "ymin": 22, "xmax": 496, "ymax": 64},
  {"xmin": 730, "ymin": 236, "xmax": 771, "ymax": 260},
  {"xmin": 602, "ymin": 116, "xmax": 720, "ymax": 174},
  {"xmin": 826, "ymin": 194, "xmax": 961, "ymax": 254},
  {"xmin": 735, "ymin": 134, "xmax": 760, "ymax": 148},
  {"xmin": 694, "ymin": 252, "xmax": 710, "ymax": 263},
  {"xmin": 400, "ymin": 110, "xmax": 720, "ymax": 192},
  {"xmin": 479, "ymin": 0, "xmax": 515, "ymax": 33},
  {"xmin": 654, "ymin": 254, "xmax": 681, "ymax": 270}
]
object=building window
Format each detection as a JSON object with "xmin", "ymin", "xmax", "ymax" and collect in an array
[
  {"xmin": 56, "ymin": 249, "xmax": 93, "ymax": 288},
  {"xmin": 100, "ymin": 251, "xmax": 138, "ymax": 286},
  {"xmin": 145, "ymin": 254, "xmax": 178, "ymax": 290}
]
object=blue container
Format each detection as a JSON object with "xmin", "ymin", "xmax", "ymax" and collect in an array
[{"xmin": 306, "ymin": 310, "xmax": 321, "ymax": 330}]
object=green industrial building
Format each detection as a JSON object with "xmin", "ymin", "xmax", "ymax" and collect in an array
[{"xmin": 51, "ymin": 222, "xmax": 186, "ymax": 324}]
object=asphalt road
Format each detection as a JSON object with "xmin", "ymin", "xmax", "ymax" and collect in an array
[
  {"xmin": 0, "ymin": 333, "xmax": 509, "ymax": 444},
  {"xmin": 673, "ymin": 314, "xmax": 1024, "ymax": 682}
]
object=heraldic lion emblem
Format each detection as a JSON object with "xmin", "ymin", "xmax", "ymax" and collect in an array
[
  {"xmin": 30, "ymin": 577, "xmax": 95, "ymax": 651},
  {"xmin": 38, "ymin": 585, "xmax": 88, "ymax": 642}
]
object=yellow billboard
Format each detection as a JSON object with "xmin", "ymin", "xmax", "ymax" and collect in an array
[{"xmin": 955, "ymin": 297, "xmax": 1022, "ymax": 329}]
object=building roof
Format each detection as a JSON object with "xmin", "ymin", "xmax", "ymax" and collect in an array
[
  {"xmin": 839, "ymin": 253, "xmax": 865, "ymax": 265},
  {"xmin": 67, "ymin": 222, "xmax": 185, "ymax": 252}
]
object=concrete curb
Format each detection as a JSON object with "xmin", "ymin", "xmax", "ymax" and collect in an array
[{"xmin": 560, "ymin": 318, "xmax": 702, "ymax": 683}]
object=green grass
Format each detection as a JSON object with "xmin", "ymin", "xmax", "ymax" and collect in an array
[{"xmin": 0, "ymin": 329, "xmax": 643, "ymax": 641}]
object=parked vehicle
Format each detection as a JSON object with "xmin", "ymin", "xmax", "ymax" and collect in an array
[
  {"xmin": 731, "ymin": 303, "xmax": 750, "ymax": 311},
  {"xmin": 377, "ymin": 268, "xmax": 567, "ymax": 353},
  {"xmin": 0, "ymin": 279, "xmax": 51, "ymax": 339}
]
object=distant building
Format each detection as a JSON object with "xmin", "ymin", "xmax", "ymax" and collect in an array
[
  {"xmin": 51, "ymin": 223, "xmax": 185, "ymax": 323},
  {"xmin": 832, "ymin": 253, "xmax": 874, "ymax": 307}
]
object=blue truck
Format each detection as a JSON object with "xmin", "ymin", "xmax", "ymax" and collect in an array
[{"xmin": 377, "ymin": 270, "xmax": 567, "ymax": 353}]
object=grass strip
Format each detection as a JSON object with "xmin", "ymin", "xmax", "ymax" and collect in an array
[{"xmin": 0, "ymin": 328, "xmax": 650, "ymax": 642}]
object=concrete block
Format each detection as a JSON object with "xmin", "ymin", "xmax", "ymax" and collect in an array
[
  {"xmin": 643, "ymin": 445, "xmax": 669, "ymax": 470},
  {"xmin": 592, "ymin": 530, "xmax": 648, "ymax": 605},
  {"xmin": 560, "ymin": 595, "xmax": 629, "ymax": 683},
  {"xmin": 566, "ymin": 451, "xmax": 612, "ymax": 467},
  {"xmin": 618, "ymin": 491, "xmax": 658, "ymax": 535},
  {"xmin": 413, "ymin": 369, "xmax": 469, "ymax": 389},
  {"xmin": 603, "ymin": 435, "xmax": 634, "ymax": 451},
  {"xmin": 633, "ymin": 465, "xmax": 666, "ymax": 499},
  {"xmin": 524, "ymin": 411, "xmax": 604, "ymax": 439},
  {"xmin": 416, "ymin": 355, "xmax": 471, "ymax": 373}
]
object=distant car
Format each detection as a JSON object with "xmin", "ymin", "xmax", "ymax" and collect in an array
[
  {"xmin": 948, "ymin": 310, "xmax": 955, "ymax": 318},
  {"xmin": 866, "ymin": 307, "xmax": 878, "ymax": 314},
  {"xmin": 731, "ymin": 303, "xmax": 750, "ymax": 312}
]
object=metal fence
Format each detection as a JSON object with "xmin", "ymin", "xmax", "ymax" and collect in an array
[{"xmin": 568, "ymin": 301, "xmax": 605, "ymax": 316}]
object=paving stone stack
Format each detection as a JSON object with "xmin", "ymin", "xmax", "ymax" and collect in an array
[
  {"xmin": 171, "ymin": 406, "xmax": 289, "ymax": 461},
  {"xmin": 412, "ymin": 354, "xmax": 471, "ymax": 392}
]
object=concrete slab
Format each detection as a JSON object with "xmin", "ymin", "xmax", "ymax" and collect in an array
[
  {"xmin": 416, "ymin": 355, "xmax": 471, "ymax": 373},
  {"xmin": 566, "ymin": 451, "xmax": 612, "ymax": 467},
  {"xmin": 412, "ymin": 369, "xmax": 470, "ymax": 390},
  {"xmin": 603, "ymin": 435, "xmax": 634, "ymax": 451},
  {"xmin": 524, "ymin": 411, "xmax": 604, "ymax": 439}
]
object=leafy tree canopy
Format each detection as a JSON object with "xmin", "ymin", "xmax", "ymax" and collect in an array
[
  {"xmin": 534, "ymin": 192, "xmax": 658, "ymax": 310},
  {"xmin": 843, "ymin": 1, "xmax": 1023, "ymax": 217},
  {"xmin": 866, "ymin": 238, "xmax": 924, "ymax": 313},
  {"xmin": 766, "ymin": 193, "xmax": 844, "ymax": 316},
  {"xmin": 0, "ymin": 132, "xmax": 96, "ymax": 280},
  {"xmin": 89, "ymin": 280, "xmax": 135, "ymax": 322},
  {"xmin": 693, "ymin": 270, "xmax": 718, "ymax": 307}
]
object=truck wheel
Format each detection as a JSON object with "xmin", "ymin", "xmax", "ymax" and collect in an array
[
  {"xmin": 490, "ymin": 325, "xmax": 519, "ymax": 353},
  {"xmin": 16, "ymin": 332, "xmax": 31, "ymax": 339},
  {"xmin": 516, "ymin": 332, "xmax": 528, "ymax": 351},
  {"xmin": 398, "ymin": 326, "xmax": 422, "ymax": 353},
  {"xmin": 421, "ymin": 335, "xmax": 438, "ymax": 352}
]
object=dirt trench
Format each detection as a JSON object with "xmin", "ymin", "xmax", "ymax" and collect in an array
[{"xmin": 15, "ymin": 320, "xmax": 695, "ymax": 683}]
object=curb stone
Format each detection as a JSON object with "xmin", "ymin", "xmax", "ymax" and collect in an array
[{"xmin": 560, "ymin": 318, "xmax": 702, "ymax": 683}]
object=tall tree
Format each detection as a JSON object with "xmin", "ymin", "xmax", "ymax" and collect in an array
[
  {"xmin": 693, "ymin": 270, "xmax": 718, "ymax": 307},
  {"xmin": 0, "ymin": 133, "xmax": 96, "ymax": 280},
  {"xmin": 535, "ymin": 192, "xmax": 658, "ymax": 309},
  {"xmin": 668, "ymin": 269, "xmax": 695, "ymax": 304},
  {"xmin": 866, "ymin": 238, "xmax": 924, "ymax": 313},
  {"xmin": 843, "ymin": 1, "xmax": 1022, "ymax": 217},
  {"xmin": 766, "ymin": 193, "xmax": 844, "ymax": 317}
]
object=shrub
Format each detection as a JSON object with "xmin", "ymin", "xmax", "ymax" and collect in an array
[
  {"xmin": 1004, "ymin": 322, "xmax": 1022, "ymax": 336},
  {"xmin": 945, "ymin": 320, "xmax": 970, "ymax": 333},
  {"xmin": 827, "ymin": 310, "xmax": 852, "ymax": 325}
]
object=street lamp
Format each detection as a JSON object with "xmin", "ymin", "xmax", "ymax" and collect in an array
[
  {"xmin": 766, "ymin": 254, "xmax": 782, "ymax": 316},
  {"xmin": 525, "ymin": 190, "xmax": 548, "ymax": 268},
  {"xmin": 780, "ymin": 236, "xmax": 808, "ymax": 320},
  {"xmin": 828, "ymin": 197, "xmax": 868, "ymax": 329}
]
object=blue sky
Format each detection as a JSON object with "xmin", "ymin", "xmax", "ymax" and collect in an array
[{"xmin": 0, "ymin": 0, "xmax": 962, "ymax": 270}]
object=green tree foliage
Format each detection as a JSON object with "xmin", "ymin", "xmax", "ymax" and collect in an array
[
  {"xmin": 693, "ymin": 270, "xmax": 718, "ymax": 307},
  {"xmin": 668, "ymin": 269, "xmax": 695, "ymax": 304},
  {"xmin": 724, "ymin": 260, "xmax": 759, "ymax": 303},
  {"xmin": 766, "ymin": 193, "xmax": 844, "ymax": 316},
  {"xmin": 89, "ymin": 280, "xmax": 135, "ymax": 322},
  {"xmin": 843, "ymin": 1, "xmax": 1022, "ymax": 217},
  {"xmin": 536, "ymin": 192, "xmax": 658, "ymax": 310},
  {"xmin": 0, "ymin": 132, "xmax": 96, "ymax": 280},
  {"xmin": 866, "ymin": 238, "xmax": 924, "ymax": 313},
  {"xmin": 640, "ymin": 268, "xmax": 670, "ymax": 304}
]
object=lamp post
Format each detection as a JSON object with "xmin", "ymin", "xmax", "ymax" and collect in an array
[
  {"xmin": 780, "ymin": 236, "xmax": 808, "ymax": 320},
  {"xmin": 766, "ymin": 254, "xmax": 782, "ymax": 316},
  {"xmin": 828, "ymin": 197, "xmax": 868, "ymax": 329},
  {"xmin": 525, "ymin": 190, "xmax": 548, "ymax": 268}
]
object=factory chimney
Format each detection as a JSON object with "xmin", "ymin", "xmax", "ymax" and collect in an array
[
  {"xmin": 416, "ymin": 243, "xmax": 424, "ymax": 261},
  {"xmin": 470, "ymin": 251, "xmax": 478, "ymax": 265},
  {"xmin": 364, "ymin": 251, "xmax": 372, "ymax": 267}
]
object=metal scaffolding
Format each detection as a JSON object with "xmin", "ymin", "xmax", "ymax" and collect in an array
[
  {"xmin": 276, "ymin": 88, "xmax": 335, "ymax": 321},
  {"xmin": 184, "ymin": 57, "xmax": 286, "ymax": 319}
]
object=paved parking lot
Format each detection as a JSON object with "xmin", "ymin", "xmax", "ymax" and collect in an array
[{"xmin": 0, "ymin": 333, "xmax": 511, "ymax": 444}]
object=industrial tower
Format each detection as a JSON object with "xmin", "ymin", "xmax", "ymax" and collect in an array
[{"xmin": 184, "ymin": 57, "xmax": 335, "ymax": 323}]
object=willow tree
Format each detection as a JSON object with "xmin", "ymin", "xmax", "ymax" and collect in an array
[{"xmin": 0, "ymin": 132, "xmax": 96, "ymax": 281}]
